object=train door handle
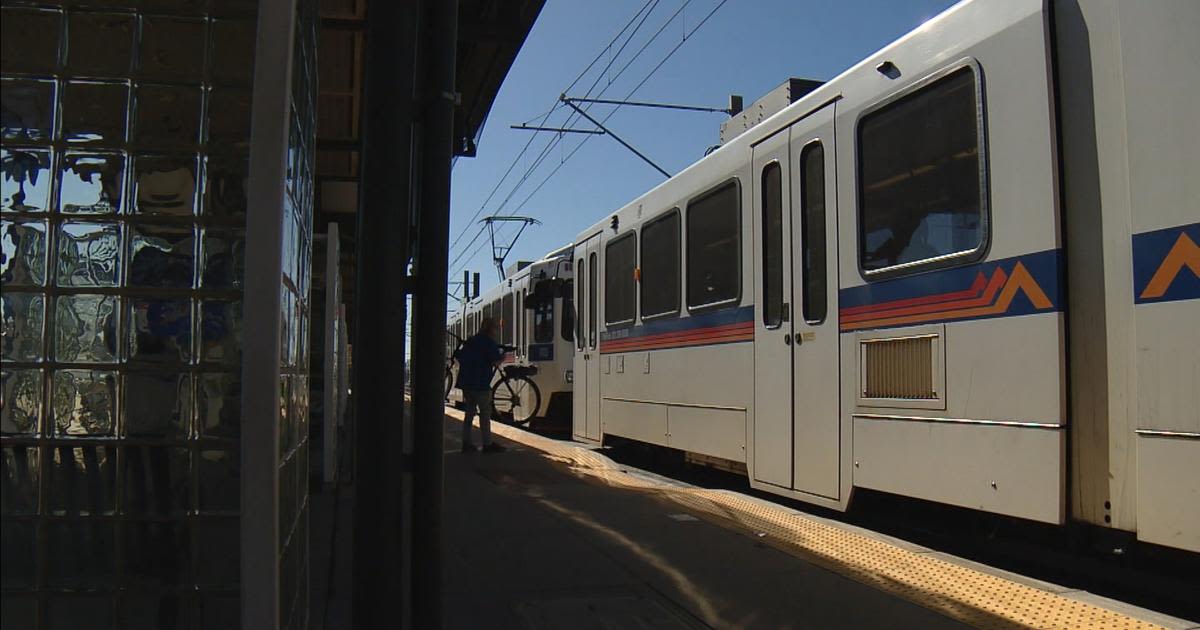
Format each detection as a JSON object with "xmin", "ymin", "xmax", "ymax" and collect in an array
[{"xmin": 784, "ymin": 334, "xmax": 792, "ymax": 346}]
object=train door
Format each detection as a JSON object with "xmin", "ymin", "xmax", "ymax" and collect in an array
[
  {"xmin": 573, "ymin": 234, "xmax": 602, "ymax": 441},
  {"xmin": 751, "ymin": 103, "xmax": 840, "ymax": 498},
  {"xmin": 751, "ymin": 128, "xmax": 794, "ymax": 488},
  {"xmin": 788, "ymin": 104, "xmax": 839, "ymax": 499}
]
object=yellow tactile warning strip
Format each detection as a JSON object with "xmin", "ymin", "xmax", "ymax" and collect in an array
[{"xmin": 447, "ymin": 408, "xmax": 1164, "ymax": 630}]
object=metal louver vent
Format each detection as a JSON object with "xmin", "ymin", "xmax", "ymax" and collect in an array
[{"xmin": 861, "ymin": 335, "xmax": 937, "ymax": 399}]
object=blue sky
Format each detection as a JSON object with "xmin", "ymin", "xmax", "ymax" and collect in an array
[{"xmin": 447, "ymin": 0, "xmax": 958, "ymax": 297}]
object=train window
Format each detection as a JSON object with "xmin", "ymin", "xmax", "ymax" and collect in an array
[
  {"xmin": 576, "ymin": 258, "xmax": 585, "ymax": 350},
  {"xmin": 641, "ymin": 210, "xmax": 680, "ymax": 319},
  {"xmin": 561, "ymin": 279, "xmax": 575, "ymax": 342},
  {"xmin": 686, "ymin": 180, "xmax": 741, "ymax": 310},
  {"xmin": 533, "ymin": 290, "xmax": 554, "ymax": 343},
  {"xmin": 858, "ymin": 65, "xmax": 985, "ymax": 276},
  {"xmin": 761, "ymin": 163, "xmax": 784, "ymax": 328},
  {"xmin": 517, "ymin": 289, "xmax": 525, "ymax": 353},
  {"xmin": 605, "ymin": 232, "xmax": 637, "ymax": 326},
  {"xmin": 502, "ymin": 292, "xmax": 514, "ymax": 345},
  {"xmin": 800, "ymin": 142, "xmax": 827, "ymax": 323},
  {"xmin": 588, "ymin": 252, "xmax": 597, "ymax": 348}
]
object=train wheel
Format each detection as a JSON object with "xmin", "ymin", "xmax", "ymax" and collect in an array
[{"xmin": 491, "ymin": 376, "xmax": 541, "ymax": 426}]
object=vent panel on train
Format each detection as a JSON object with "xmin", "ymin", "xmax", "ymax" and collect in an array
[{"xmin": 860, "ymin": 335, "xmax": 939, "ymax": 400}]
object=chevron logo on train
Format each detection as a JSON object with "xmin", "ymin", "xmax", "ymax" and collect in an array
[
  {"xmin": 1133, "ymin": 223, "xmax": 1200, "ymax": 305},
  {"xmin": 838, "ymin": 250, "xmax": 1062, "ymax": 332}
]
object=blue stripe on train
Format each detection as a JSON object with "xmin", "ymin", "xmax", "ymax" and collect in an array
[
  {"xmin": 599, "ymin": 304, "xmax": 755, "ymax": 342},
  {"xmin": 1132, "ymin": 223, "xmax": 1200, "ymax": 305},
  {"xmin": 528, "ymin": 343, "xmax": 554, "ymax": 362}
]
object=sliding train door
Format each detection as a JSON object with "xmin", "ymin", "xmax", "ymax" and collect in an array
[
  {"xmin": 788, "ymin": 104, "xmax": 840, "ymax": 499},
  {"xmin": 752, "ymin": 103, "xmax": 841, "ymax": 499},
  {"xmin": 751, "ymin": 126, "xmax": 794, "ymax": 487},
  {"xmin": 572, "ymin": 233, "xmax": 602, "ymax": 441}
]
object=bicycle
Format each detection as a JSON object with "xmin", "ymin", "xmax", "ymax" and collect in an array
[
  {"xmin": 444, "ymin": 334, "xmax": 541, "ymax": 425},
  {"xmin": 490, "ymin": 361, "xmax": 541, "ymax": 426}
]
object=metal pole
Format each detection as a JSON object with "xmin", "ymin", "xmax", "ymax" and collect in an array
[
  {"xmin": 353, "ymin": 0, "xmax": 416, "ymax": 626},
  {"xmin": 564, "ymin": 95, "xmax": 735, "ymax": 114},
  {"xmin": 509, "ymin": 124, "xmax": 605, "ymax": 134},
  {"xmin": 411, "ymin": 0, "xmax": 458, "ymax": 627},
  {"xmin": 560, "ymin": 97, "xmax": 670, "ymax": 178}
]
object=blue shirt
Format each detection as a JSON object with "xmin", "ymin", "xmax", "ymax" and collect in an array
[{"xmin": 454, "ymin": 333, "xmax": 503, "ymax": 391}]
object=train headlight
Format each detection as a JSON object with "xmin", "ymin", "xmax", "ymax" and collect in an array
[{"xmin": 565, "ymin": 369, "xmax": 573, "ymax": 383}]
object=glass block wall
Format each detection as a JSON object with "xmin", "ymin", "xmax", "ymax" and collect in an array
[
  {"xmin": 0, "ymin": 0, "xmax": 264, "ymax": 627},
  {"xmin": 277, "ymin": 0, "xmax": 317, "ymax": 627}
]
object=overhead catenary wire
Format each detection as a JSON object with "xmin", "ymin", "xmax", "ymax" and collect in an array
[
  {"xmin": 449, "ymin": 0, "xmax": 729, "ymax": 284},
  {"xmin": 446, "ymin": 0, "xmax": 659, "ymax": 259},
  {"xmin": 496, "ymin": 0, "xmax": 732, "ymax": 235},
  {"xmin": 449, "ymin": 1, "xmax": 683, "ymax": 278}
]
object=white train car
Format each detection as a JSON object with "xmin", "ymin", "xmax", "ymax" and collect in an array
[
  {"xmin": 571, "ymin": 0, "xmax": 1198, "ymax": 552},
  {"xmin": 447, "ymin": 246, "xmax": 576, "ymax": 421}
]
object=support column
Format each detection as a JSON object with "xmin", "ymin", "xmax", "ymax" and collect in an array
[
  {"xmin": 410, "ymin": 0, "xmax": 459, "ymax": 628},
  {"xmin": 352, "ymin": 0, "xmax": 418, "ymax": 626}
]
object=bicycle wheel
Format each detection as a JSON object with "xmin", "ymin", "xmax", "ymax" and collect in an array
[{"xmin": 491, "ymin": 375, "xmax": 541, "ymax": 425}]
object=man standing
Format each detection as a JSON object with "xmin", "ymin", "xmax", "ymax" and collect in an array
[{"xmin": 452, "ymin": 317, "xmax": 508, "ymax": 453}]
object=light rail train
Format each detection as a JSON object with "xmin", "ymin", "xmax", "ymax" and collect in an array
[
  {"xmin": 450, "ymin": 0, "xmax": 1199, "ymax": 554},
  {"xmin": 447, "ymin": 246, "xmax": 575, "ymax": 422}
]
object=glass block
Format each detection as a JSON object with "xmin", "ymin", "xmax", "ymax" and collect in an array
[
  {"xmin": 1, "ymin": 369, "xmax": 42, "ymax": 435},
  {"xmin": 66, "ymin": 12, "xmax": 135, "ymax": 78},
  {"xmin": 0, "ymin": 520, "xmax": 36, "ymax": 589},
  {"xmin": 1, "ymin": 596, "xmax": 37, "ymax": 630},
  {"xmin": 196, "ymin": 594, "xmax": 239, "ymax": 630},
  {"xmin": 140, "ymin": 16, "xmax": 206, "ymax": 83},
  {"xmin": 132, "ymin": 154, "xmax": 197, "ymax": 216},
  {"xmin": 200, "ymin": 300, "xmax": 242, "ymax": 364},
  {"xmin": 201, "ymin": 229, "xmax": 244, "ymax": 288},
  {"xmin": 0, "ymin": 219, "xmax": 47, "ymax": 286},
  {"xmin": 1, "ymin": 292, "xmax": 44, "ymax": 362},
  {"xmin": 211, "ymin": 18, "xmax": 257, "ymax": 86},
  {"xmin": 47, "ymin": 444, "xmax": 115, "ymax": 516},
  {"xmin": 134, "ymin": 85, "xmax": 202, "ymax": 147},
  {"xmin": 61, "ymin": 153, "xmax": 124, "ymax": 214},
  {"xmin": 47, "ymin": 597, "xmax": 114, "ymax": 630},
  {"xmin": 198, "ymin": 372, "xmax": 240, "ymax": 439},
  {"xmin": 128, "ymin": 299, "xmax": 192, "ymax": 364},
  {"xmin": 191, "ymin": 522, "xmax": 238, "ymax": 580},
  {"xmin": 1, "ymin": 8, "xmax": 61, "ymax": 74},
  {"xmin": 278, "ymin": 374, "xmax": 290, "ymax": 457},
  {"xmin": 198, "ymin": 449, "xmax": 238, "ymax": 513},
  {"xmin": 0, "ymin": 78, "xmax": 55, "ymax": 143},
  {"xmin": 128, "ymin": 223, "xmax": 196, "ymax": 288},
  {"xmin": 122, "ymin": 446, "xmax": 189, "ymax": 516},
  {"xmin": 52, "ymin": 369, "xmax": 116, "ymax": 436},
  {"xmin": 56, "ymin": 221, "xmax": 122, "ymax": 287},
  {"xmin": 124, "ymin": 372, "xmax": 191, "ymax": 438},
  {"xmin": 203, "ymin": 154, "xmax": 247, "ymax": 218},
  {"xmin": 1, "ymin": 148, "xmax": 52, "ymax": 212},
  {"xmin": 45, "ymin": 520, "xmax": 115, "ymax": 588},
  {"xmin": 1, "ymin": 446, "xmax": 39, "ymax": 515},
  {"xmin": 54, "ymin": 294, "xmax": 119, "ymax": 363},
  {"xmin": 123, "ymin": 520, "xmax": 189, "ymax": 586},
  {"xmin": 61, "ymin": 81, "xmax": 129, "ymax": 145},
  {"xmin": 118, "ymin": 593, "xmax": 191, "ymax": 630},
  {"xmin": 208, "ymin": 88, "xmax": 252, "ymax": 153}
]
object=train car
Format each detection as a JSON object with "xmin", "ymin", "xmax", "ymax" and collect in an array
[
  {"xmin": 569, "ymin": 0, "xmax": 1198, "ymax": 552},
  {"xmin": 447, "ymin": 245, "xmax": 576, "ymax": 421}
]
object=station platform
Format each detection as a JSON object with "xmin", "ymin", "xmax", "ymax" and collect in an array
[{"xmin": 442, "ymin": 409, "xmax": 1198, "ymax": 630}]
